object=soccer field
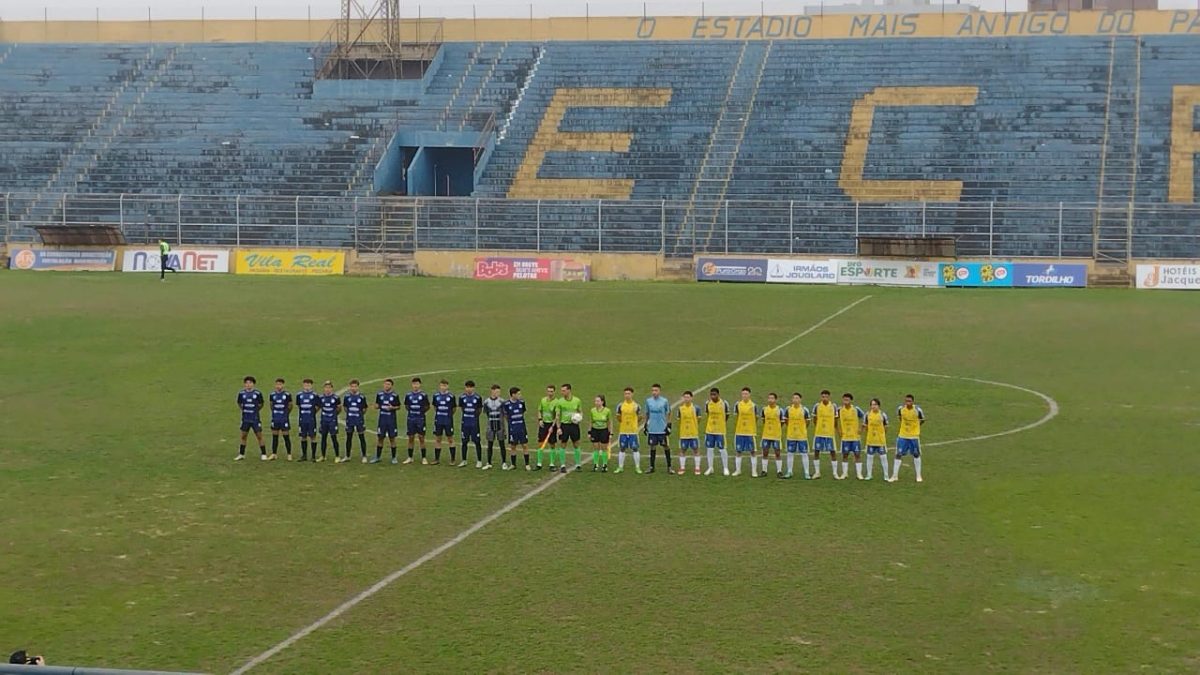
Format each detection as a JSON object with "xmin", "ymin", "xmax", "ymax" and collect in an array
[{"xmin": 1, "ymin": 271, "xmax": 1198, "ymax": 674}]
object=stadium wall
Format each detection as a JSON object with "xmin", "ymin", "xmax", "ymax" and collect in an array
[{"xmin": 3, "ymin": 10, "xmax": 1200, "ymax": 43}]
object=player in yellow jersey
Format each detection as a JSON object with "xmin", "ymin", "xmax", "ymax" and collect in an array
[
  {"xmin": 732, "ymin": 387, "xmax": 758, "ymax": 477},
  {"xmin": 613, "ymin": 387, "xmax": 642, "ymax": 475},
  {"xmin": 675, "ymin": 390, "xmax": 703, "ymax": 476},
  {"xmin": 703, "ymin": 388, "xmax": 730, "ymax": 476},
  {"xmin": 890, "ymin": 393, "xmax": 926, "ymax": 483},
  {"xmin": 759, "ymin": 393, "xmax": 785, "ymax": 478},
  {"xmin": 785, "ymin": 392, "xmax": 811, "ymax": 479},
  {"xmin": 864, "ymin": 398, "xmax": 890, "ymax": 481},
  {"xmin": 836, "ymin": 393, "xmax": 866, "ymax": 480},
  {"xmin": 810, "ymin": 389, "xmax": 837, "ymax": 479}
]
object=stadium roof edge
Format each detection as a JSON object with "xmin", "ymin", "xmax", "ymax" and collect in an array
[{"xmin": 1, "ymin": 9, "xmax": 1198, "ymax": 44}]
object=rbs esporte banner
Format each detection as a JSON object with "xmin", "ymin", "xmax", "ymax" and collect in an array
[
  {"xmin": 834, "ymin": 259, "xmax": 939, "ymax": 287},
  {"xmin": 938, "ymin": 262, "xmax": 1013, "ymax": 287},
  {"xmin": 234, "ymin": 249, "xmax": 345, "ymax": 276},
  {"xmin": 1136, "ymin": 264, "xmax": 1200, "ymax": 290},
  {"xmin": 123, "ymin": 248, "xmax": 229, "ymax": 273},
  {"xmin": 473, "ymin": 256, "xmax": 591, "ymax": 282},
  {"xmin": 8, "ymin": 248, "xmax": 115, "ymax": 271}
]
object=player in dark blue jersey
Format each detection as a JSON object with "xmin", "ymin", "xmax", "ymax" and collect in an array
[
  {"xmin": 342, "ymin": 379, "xmax": 369, "ymax": 463},
  {"xmin": 295, "ymin": 378, "xmax": 320, "ymax": 462},
  {"xmin": 432, "ymin": 379, "xmax": 459, "ymax": 465},
  {"xmin": 403, "ymin": 377, "xmax": 431, "ymax": 465},
  {"xmin": 235, "ymin": 376, "xmax": 267, "ymax": 461},
  {"xmin": 502, "ymin": 386, "xmax": 532, "ymax": 470},
  {"xmin": 374, "ymin": 379, "xmax": 402, "ymax": 465},
  {"xmin": 318, "ymin": 380, "xmax": 341, "ymax": 462},
  {"xmin": 268, "ymin": 378, "xmax": 293, "ymax": 461},
  {"xmin": 458, "ymin": 380, "xmax": 485, "ymax": 468}
]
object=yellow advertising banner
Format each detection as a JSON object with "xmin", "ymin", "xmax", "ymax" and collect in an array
[{"xmin": 234, "ymin": 249, "xmax": 346, "ymax": 276}]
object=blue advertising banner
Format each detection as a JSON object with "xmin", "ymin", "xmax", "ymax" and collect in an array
[
  {"xmin": 1011, "ymin": 263, "xmax": 1088, "ymax": 288},
  {"xmin": 696, "ymin": 257, "xmax": 768, "ymax": 282},
  {"xmin": 9, "ymin": 248, "xmax": 115, "ymax": 271},
  {"xmin": 938, "ymin": 262, "xmax": 1013, "ymax": 287}
]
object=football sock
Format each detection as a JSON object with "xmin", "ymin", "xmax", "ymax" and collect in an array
[
  {"xmin": 238, "ymin": 444, "xmax": 246, "ymax": 456},
  {"xmin": 435, "ymin": 447, "xmax": 442, "ymax": 462},
  {"xmin": 841, "ymin": 460, "xmax": 849, "ymax": 477},
  {"xmin": 760, "ymin": 458, "xmax": 768, "ymax": 473},
  {"xmin": 664, "ymin": 447, "xmax": 672, "ymax": 469},
  {"xmin": 865, "ymin": 457, "xmax": 874, "ymax": 479},
  {"xmin": 421, "ymin": 447, "xmax": 427, "ymax": 459},
  {"xmin": 391, "ymin": 446, "xmax": 397, "ymax": 460},
  {"xmin": 330, "ymin": 435, "xmax": 338, "ymax": 457},
  {"xmin": 574, "ymin": 447, "xmax": 581, "ymax": 466},
  {"xmin": 735, "ymin": 456, "xmax": 743, "ymax": 473},
  {"xmin": 706, "ymin": 447, "xmax": 715, "ymax": 470},
  {"xmin": 802, "ymin": 454, "xmax": 811, "ymax": 478},
  {"xmin": 649, "ymin": 447, "xmax": 657, "ymax": 469},
  {"xmin": 719, "ymin": 448, "xmax": 730, "ymax": 473},
  {"xmin": 271, "ymin": 436, "xmax": 279, "ymax": 453},
  {"xmin": 632, "ymin": 451, "xmax": 641, "ymax": 469},
  {"xmin": 283, "ymin": 436, "xmax": 292, "ymax": 454},
  {"xmin": 536, "ymin": 449, "xmax": 543, "ymax": 466},
  {"xmin": 879, "ymin": 456, "xmax": 890, "ymax": 480},
  {"xmin": 775, "ymin": 458, "xmax": 783, "ymax": 473},
  {"xmin": 618, "ymin": 451, "xmax": 626, "ymax": 469},
  {"xmin": 359, "ymin": 434, "xmax": 367, "ymax": 455},
  {"xmin": 855, "ymin": 461, "xmax": 863, "ymax": 479},
  {"xmin": 345, "ymin": 433, "xmax": 353, "ymax": 454},
  {"xmin": 786, "ymin": 454, "xmax": 794, "ymax": 474},
  {"xmin": 523, "ymin": 452, "xmax": 531, "ymax": 466},
  {"xmin": 299, "ymin": 439, "xmax": 308, "ymax": 458},
  {"xmin": 893, "ymin": 459, "xmax": 902, "ymax": 479},
  {"xmin": 375, "ymin": 445, "xmax": 383, "ymax": 460},
  {"xmin": 679, "ymin": 455, "xmax": 687, "ymax": 471},
  {"xmin": 914, "ymin": 457, "xmax": 923, "ymax": 479}
]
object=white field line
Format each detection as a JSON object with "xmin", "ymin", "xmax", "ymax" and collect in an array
[{"xmin": 228, "ymin": 295, "xmax": 873, "ymax": 674}]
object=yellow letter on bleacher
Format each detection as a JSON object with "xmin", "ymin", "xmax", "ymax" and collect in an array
[
  {"xmin": 1169, "ymin": 85, "xmax": 1200, "ymax": 203},
  {"xmin": 839, "ymin": 86, "xmax": 979, "ymax": 202},
  {"xmin": 508, "ymin": 87, "xmax": 673, "ymax": 200}
]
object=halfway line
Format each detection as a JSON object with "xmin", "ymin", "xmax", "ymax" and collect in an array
[{"xmin": 228, "ymin": 294, "xmax": 871, "ymax": 674}]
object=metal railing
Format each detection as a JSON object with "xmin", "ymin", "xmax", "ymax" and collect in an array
[{"xmin": 3, "ymin": 192, "xmax": 1198, "ymax": 260}]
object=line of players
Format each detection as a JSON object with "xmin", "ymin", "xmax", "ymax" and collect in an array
[{"xmin": 234, "ymin": 376, "xmax": 926, "ymax": 482}]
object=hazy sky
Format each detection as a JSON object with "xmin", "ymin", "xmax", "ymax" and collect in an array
[{"xmin": 2, "ymin": 0, "xmax": 1196, "ymax": 21}]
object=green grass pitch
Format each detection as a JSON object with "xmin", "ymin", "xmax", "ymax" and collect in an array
[{"xmin": 1, "ymin": 270, "xmax": 1198, "ymax": 674}]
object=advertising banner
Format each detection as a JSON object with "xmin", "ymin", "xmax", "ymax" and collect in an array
[
  {"xmin": 938, "ymin": 262, "xmax": 1013, "ymax": 287},
  {"xmin": 234, "ymin": 249, "xmax": 345, "ymax": 276},
  {"xmin": 1011, "ymin": 263, "xmax": 1088, "ymax": 288},
  {"xmin": 765, "ymin": 258, "xmax": 838, "ymax": 284},
  {"xmin": 695, "ymin": 257, "xmax": 767, "ymax": 282},
  {"xmin": 123, "ymin": 248, "xmax": 230, "ymax": 273},
  {"xmin": 834, "ymin": 259, "xmax": 939, "ymax": 287},
  {"xmin": 473, "ymin": 256, "xmax": 591, "ymax": 282},
  {"xmin": 8, "ymin": 248, "xmax": 115, "ymax": 271},
  {"xmin": 1135, "ymin": 264, "xmax": 1200, "ymax": 290}
]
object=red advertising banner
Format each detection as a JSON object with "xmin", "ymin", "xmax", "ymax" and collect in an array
[{"xmin": 473, "ymin": 257, "xmax": 591, "ymax": 282}]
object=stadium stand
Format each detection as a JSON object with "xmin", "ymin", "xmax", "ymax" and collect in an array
[{"xmin": 1, "ymin": 24, "xmax": 1198, "ymax": 258}]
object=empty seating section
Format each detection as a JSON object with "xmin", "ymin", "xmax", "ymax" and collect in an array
[{"xmin": 1, "ymin": 35, "xmax": 1198, "ymax": 257}]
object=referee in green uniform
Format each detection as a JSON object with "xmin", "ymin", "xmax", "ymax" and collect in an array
[
  {"xmin": 159, "ymin": 239, "xmax": 177, "ymax": 280},
  {"xmin": 556, "ymin": 383, "xmax": 584, "ymax": 472}
]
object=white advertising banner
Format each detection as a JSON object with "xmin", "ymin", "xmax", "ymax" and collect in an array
[
  {"xmin": 765, "ymin": 258, "xmax": 838, "ymax": 284},
  {"xmin": 834, "ymin": 258, "xmax": 940, "ymax": 287},
  {"xmin": 1135, "ymin": 264, "xmax": 1200, "ymax": 290},
  {"xmin": 122, "ymin": 248, "xmax": 230, "ymax": 273}
]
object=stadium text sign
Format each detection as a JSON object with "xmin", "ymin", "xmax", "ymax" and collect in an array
[
  {"xmin": 8, "ymin": 248, "xmax": 115, "ymax": 271},
  {"xmin": 834, "ymin": 259, "xmax": 939, "ymax": 287},
  {"xmin": 1135, "ymin": 264, "xmax": 1200, "ymax": 290},
  {"xmin": 938, "ymin": 262, "xmax": 1014, "ymax": 287},
  {"xmin": 765, "ymin": 258, "xmax": 838, "ymax": 284},
  {"xmin": 473, "ymin": 256, "xmax": 591, "ymax": 282},
  {"xmin": 234, "ymin": 249, "xmax": 345, "ymax": 276},
  {"xmin": 695, "ymin": 257, "xmax": 768, "ymax": 282},
  {"xmin": 123, "ymin": 248, "xmax": 229, "ymax": 273},
  {"xmin": 1011, "ymin": 263, "xmax": 1087, "ymax": 287}
]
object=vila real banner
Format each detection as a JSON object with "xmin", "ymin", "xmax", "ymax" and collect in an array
[
  {"xmin": 834, "ymin": 259, "xmax": 939, "ymax": 287},
  {"xmin": 122, "ymin": 248, "xmax": 229, "ymax": 273},
  {"xmin": 1135, "ymin": 264, "xmax": 1200, "ymax": 290},
  {"xmin": 234, "ymin": 249, "xmax": 345, "ymax": 276}
]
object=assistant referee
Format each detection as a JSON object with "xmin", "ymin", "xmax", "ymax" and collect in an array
[{"xmin": 159, "ymin": 239, "xmax": 178, "ymax": 280}]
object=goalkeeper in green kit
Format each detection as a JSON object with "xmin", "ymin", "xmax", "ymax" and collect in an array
[{"xmin": 555, "ymin": 383, "xmax": 585, "ymax": 472}]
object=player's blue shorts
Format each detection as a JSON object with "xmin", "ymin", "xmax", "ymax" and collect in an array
[
  {"xmin": 270, "ymin": 419, "xmax": 290, "ymax": 432},
  {"xmin": 618, "ymin": 433, "xmax": 639, "ymax": 450},
  {"xmin": 378, "ymin": 419, "xmax": 398, "ymax": 438},
  {"xmin": 734, "ymin": 434, "xmax": 755, "ymax": 453},
  {"xmin": 434, "ymin": 420, "xmax": 453, "ymax": 437},
  {"xmin": 647, "ymin": 432, "xmax": 667, "ymax": 447},
  {"xmin": 896, "ymin": 437, "xmax": 921, "ymax": 458},
  {"xmin": 813, "ymin": 436, "xmax": 834, "ymax": 453},
  {"xmin": 841, "ymin": 440, "xmax": 862, "ymax": 455},
  {"xmin": 346, "ymin": 418, "xmax": 365, "ymax": 432},
  {"xmin": 298, "ymin": 420, "xmax": 317, "ymax": 437},
  {"xmin": 240, "ymin": 419, "xmax": 262, "ymax": 433},
  {"xmin": 319, "ymin": 419, "xmax": 339, "ymax": 434},
  {"xmin": 866, "ymin": 444, "xmax": 887, "ymax": 456},
  {"xmin": 679, "ymin": 438, "xmax": 699, "ymax": 451},
  {"xmin": 461, "ymin": 425, "xmax": 481, "ymax": 442},
  {"xmin": 406, "ymin": 418, "xmax": 426, "ymax": 436},
  {"xmin": 761, "ymin": 439, "xmax": 781, "ymax": 452},
  {"xmin": 508, "ymin": 427, "xmax": 528, "ymax": 445},
  {"xmin": 786, "ymin": 439, "xmax": 809, "ymax": 454},
  {"xmin": 704, "ymin": 433, "xmax": 725, "ymax": 449}
]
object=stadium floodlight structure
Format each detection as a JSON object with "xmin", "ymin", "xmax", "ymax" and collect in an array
[{"xmin": 314, "ymin": 0, "xmax": 441, "ymax": 80}]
